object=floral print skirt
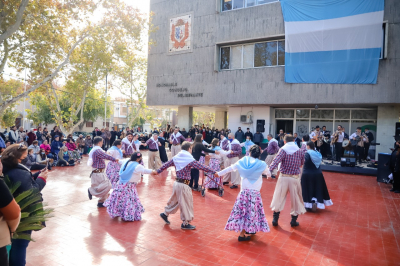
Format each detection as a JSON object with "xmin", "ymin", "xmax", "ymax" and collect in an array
[
  {"xmin": 225, "ymin": 189, "xmax": 270, "ymax": 233},
  {"xmin": 106, "ymin": 161, "xmax": 121, "ymax": 188},
  {"xmin": 205, "ymin": 158, "xmax": 221, "ymax": 189},
  {"xmin": 103, "ymin": 182, "xmax": 145, "ymax": 222}
]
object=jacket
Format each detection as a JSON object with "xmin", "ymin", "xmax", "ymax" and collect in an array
[
  {"xmin": 21, "ymin": 155, "xmax": 38, "ymax": 169},
  {"xmin": 0, "ymin": 178, "xmax": 21, "ymax": 247},
  {"xmin": 76, "ymin": 137, "xmax": 85, "ymax": 147},
  {"xmin": 244, "ymin": 132, "xmax": 253, "ymax": 141},
  {"xmin": 191, "ymin": 142, "xmax": 215, "ymax": 161},
  {"xmin": 253, "ymin": 133, "xmax": 264, "ymax": 143},
  {"xmin": 234, "ymin": 130, "xmax": 245, "ymax": 143},
  {"xmin": 8, "ymin": 130, "xmax": 18, "ymax": 144},
  {"xmin": 51, "ymin": 140, "xmax": 63, "ymax": 154},
  {"xmin": 66, "ymin": 142, "xmax": 77, "ymax": 151},
  {"xmin": 58, "ymin": 150, "xmax": 74, "ymax": 164},
  {"xmin": 85, "ymin": 138, "xmax": 93, "ymax": 146}
]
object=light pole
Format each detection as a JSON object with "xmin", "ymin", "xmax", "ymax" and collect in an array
[{"xmin": 104, "ymin": 71, "xmax": 108, "ymax": 128}]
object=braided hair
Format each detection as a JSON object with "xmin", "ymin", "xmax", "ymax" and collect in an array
[{"xmin": 123, "ymin": 152, "xmax": 142, "ymax": 171}]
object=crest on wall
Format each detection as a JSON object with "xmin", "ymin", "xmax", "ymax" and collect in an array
[{"xmin": 169, "ymin": 14, "xmax": 191, "ymax": 53}]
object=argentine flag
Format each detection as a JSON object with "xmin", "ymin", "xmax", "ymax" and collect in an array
[{"xmin": 280, "ymin": 0, "xmax": 384, "ymax": 84}]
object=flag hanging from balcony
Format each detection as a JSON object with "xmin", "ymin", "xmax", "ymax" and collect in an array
[{"xmin": 280, "ymin": 0, "xmax": 384, "ymax": 84}]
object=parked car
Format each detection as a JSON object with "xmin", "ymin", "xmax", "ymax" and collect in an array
[{"xmin": 72, "ymin": 131, "xmax": 89, "ymax": 141}]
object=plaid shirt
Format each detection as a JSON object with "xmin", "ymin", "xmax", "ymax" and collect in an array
[
  {"xmin": 157, "ymin": 160, "xmax": 216, "ymax": 180},
  {"xmin": 92, "ymin": 149, "xmax": 116, "ymax": 169},
  {"xmin": 169, "ymin": 133, "xmax": 186, "ymax": 145},
  {"xmin": 227, "ymin": 144, "xmax": 241, "ymax": 159},
  {"xmin": 265, "ymin": 140, "xmax": 279, "ymax": 155},
  {"xmin": 269, "ymin": 148, "xmax": 305, "ymax": 175}
]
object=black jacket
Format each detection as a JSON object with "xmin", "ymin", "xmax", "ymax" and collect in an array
[
  {"xmin": 181, "ymin": 131, "xmax": 188, "ymax": 138},
  {"xmin": 244, "ymin": 132, "xmax": 253, "ymax": 141},
  {"xmin": 366, "ymin": 132, "xmax": 374, "ymax": 143},
  {"xmin": 191, "ymin": 142, "xmax": 215, "ymax": 161}
]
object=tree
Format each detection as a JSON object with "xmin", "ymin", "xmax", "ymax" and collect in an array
[
  {"xmin": 0, "ymin": 78, "xmax": 24, "ymax": 127},
  {"xmin": 192, "ymin": 111, "xmax": 215, "ymax": 128}
]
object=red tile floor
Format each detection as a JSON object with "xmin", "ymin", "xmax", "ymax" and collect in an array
[{"xmin": 26, "ymin": 152, "xmax": 400, "ymax": 266}]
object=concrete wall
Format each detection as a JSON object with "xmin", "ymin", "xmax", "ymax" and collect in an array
[
  {"xmin": 147, "ymin": 0, "xmax": 400, "ymax": 107},
  {"xmin": 376, "ymin": 105, "xmax": 400, "ymax": 156},
  {"xmin": 227, "ymin": 106, "xmax": 270, "ymax": 138}
]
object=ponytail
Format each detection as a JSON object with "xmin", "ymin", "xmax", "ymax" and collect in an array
[{"xmin": 123, "ymin": 152, "xmax": 142, "ymax": 171}]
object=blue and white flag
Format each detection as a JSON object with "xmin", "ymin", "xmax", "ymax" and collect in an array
[{"xmin": 280, "ymin": 0, "xmax": 384, "ymax": 84}]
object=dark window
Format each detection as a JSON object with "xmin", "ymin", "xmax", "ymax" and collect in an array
[
  {"xmin": 278, "ymin": 40, "xmax": 285, "ymax": 66},
  {"xmin": 86, "ymin": 121, "xmax": 93, "ymax": 127},
  {"xmin": 103, "ymin": 122, "xmax": 110, "ymax": 127},
  {"xmin": 220, "ymin": 47, "xmax": 230, "ymax": 70},
  {"xmin": 222, "ymin": 0, "xmax": 232, "ymax": 11},
  {"xmin": 254, "ymin": 41, "xmax": 277, "ymax": 67}
]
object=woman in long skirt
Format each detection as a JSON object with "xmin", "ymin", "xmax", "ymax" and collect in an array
[
  {"xmin": 106, "ymin": 140, "xmax": 124, "ymax": 187},
  {"xmin": 301, "ymin": 141, "xmax": 333, "ymax": 212},
  {"xmin": 104, "ymin": 152, "xmax": 156, "ymax": 221},
  {"xmin": 216, "ymin": 145, "xmax": 271, "ymax": 241},
  {"xmin": 205, "ymin": 138, "xmax": 231, "ymax": 189},
  {"xmin": 158, "ymin": 132, "xmax": 169, "ymax": 163}
]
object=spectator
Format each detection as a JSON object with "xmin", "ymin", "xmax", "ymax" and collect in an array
[
  {"xmin": 8, "ymin": 126, "xmax": 18, "ymax": 144},
  {"xmin": 75, "ymin": 135, "xmax": 85, "ymax": 155},
  {"xmin": 294, "ymin": 133, "xmax": 302, "ymax": 148},
  {"xmin": 66, "ymin": 139, "xmax": 81, "ymax": 161},
  {"xmin": 110, "ymin": 128, "xmax": 117, "ymax": 146},
  {"xmin": 84, "ymin": 135, "xmax": 93, "ymax": 154},
  {"xmin": 18, "ymin": 127, "xmax": 28, "ymax": 146},
  {"xmin": 50, "ymin": 126, "xmax": 62, "ymax": 141},
  {"xmin": 40, "ymin": 140, "xmax": 53, "ymax": 159},
  {"xmin": 36, "ymin": 126, "xmax": 44, "ymax": 145},
  {"xmin": 28, "ymin": 140, "xmax": 41, "ymax": 161},
  {"xmin": 0, "ymin": 135, "xmax": 5, "ymax": 149},
  {"xmin": 43, "ymin": 127, "xmax": 50, "ymax": 143},
  {"xmin": 104, "ymin": 127, "xmax": 111, "ymax": 150},
  {"xmin": 26, "ymin": 129, "xmax": 36, "ymax": 146},
  {"xmin": 235, "ymin": 127, "xmax": 245, "ymax": 143},
  {"xmin": 253, "ymin": 131, "xmax": 264, "ymax": 146},
  {"xmin": 181, "ymin": 128, "xmax": 189, "ymax": 139},
  {"xmin": 57, "ymin": 146, "xmax": 75, "ymax": 167},
  {"xmin": 244, "ymin": 128, "xmax": 253, "ymax": 141},
  {"xmin": 2, "ymin": 144, "xmax": 48, "ymax": 266},
  {"xmin": 37, "ymin": 148, "xmax": 54, "ymax": 170},
  {"xmin": 5, "ymin": 141, "xmax": 11, "ymax": 148},
  {"xmin": 0, "ymin": 160, "xmax": 21, "ymax": 266},
  {"xmin": 22, "ymin": 148, "xmax": 47, "ymax": 171},
  {"xmin": 50, "ymin": 135, "xmax": 63, "ymax": 158}
]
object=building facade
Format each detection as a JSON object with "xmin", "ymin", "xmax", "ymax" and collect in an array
[{"xmin": 147, "ymin": 0, "xmax": 400, "ymax": 157}]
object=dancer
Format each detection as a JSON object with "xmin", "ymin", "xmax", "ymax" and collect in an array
[
  {"xmin": 269, "ymin": 134, "xmax": 306, "ymax": 227},
  {"xmin": 87, "ymin": 136, "xmax": 118, "ymax": 207},
  {"xmin": 240, "ymin": 136, "xmax": 255, "ymax": 155},
  {"xmin": 121, "ymin": 133, "xmax": 136, "ymax": 158},
  {"xmin": 264, "ymin": 134, "xmax": 279, "ymax": 178},
  {"xmin": 222, "ymin": 133, "xmax": 242, "ymax": 189},
  {"xmin": 169, "ymin": 127, "xmax": 186, "ymax": 157},
  {"xmin": 158, "ymin": 132, "xmax": 169, "ymax": 164},
  {"xmin": 106, "ymin": 140, "xmax": 124, "ymax": 187},
  {"xmin": 301, "ymin": 141, "xmax": 333, "ymax": 212},
  {"xmin": 157, "ymin": 141, "xmax": 217, "ymax": 230},
  {"xmin": 104, "ymin": 152, "xmax": 157, "ymax": 221},
  {"xmin": 205, "ymin": 138, "xmax": 232, "ymax": 189},
  {"xmin": 216, "ymin": 145, "xmax": 271, "ymax": 241},
  {"xmin": 146, "ymin": 133, "xmax": 162, "ymax": 170}
]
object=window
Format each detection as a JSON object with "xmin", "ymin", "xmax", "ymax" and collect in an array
[
  {"xmin": 220, "ymin": 40, "xmax": 284, "ymax": 70},
  {"xmin": 86, "ymin": 121, "xmax": 93, "ymax": 127},
  {"xmin": 120, "ymin": 106, "xmax": 128, "ymax": 116},
  {"xmin": 103, "ymin": 122, "xmax": 110, "ymax": 127},
  {"xmin": 222, "ymin": 0, "xmax": 278, "ymax": 11},
  {"xmin": 220, "ymin": 47, "xmax": 230, "ymax": 69}
]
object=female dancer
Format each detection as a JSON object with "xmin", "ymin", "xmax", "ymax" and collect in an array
[
  {"xmin": 216, "ymin": 145, "xmax": 271, "ymax": 241},
  {"xmin": 205, "ymin": 138, "xmax": 231, "ymax": 189},
  {"xmin": 104, "ymin": 153, "xmax": 157, "ymax": 221},
  {"xmin": 301, "ymin": 141, "xmax": 333, "ymax": 212},
  {"xmin": 106, "ymin": 140, "xmax": 124, "ymax": 187}
]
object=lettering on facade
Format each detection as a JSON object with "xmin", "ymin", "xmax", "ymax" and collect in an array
[{"xmin": 157, "ymin": 82, "xmax": 202, "ymax": 97}]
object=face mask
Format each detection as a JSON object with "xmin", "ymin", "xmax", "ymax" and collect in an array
[
  {"xmin": 214, "ymin": 131, "xmax": 216, "ymax": 134},
  {"xmin": 365, "ymin": 130, "xmax": 369, "ymax": 133},
  {"xmin": 246, "ymin": 139, "xmax": 250, "ymax": 142},
  {"xmin": 229, "ymin": 139, "xmax": 233, "ymax": 142},
  {"xmin": 64, "ymin": 151, "xmax": 68, "ymax": 155},
  {"xmin": 41, "ymin": 152, "xmax": 45, "ymax": 155}
]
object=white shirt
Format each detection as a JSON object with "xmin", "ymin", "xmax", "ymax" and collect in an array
[
  {"xmin": 309, "ymin": 131, "xmax": 322, "ymax": 139},
  {"xmin": 209, "ymin": 149, "xmax": 231, "ymax": 160},
  {"xmin": 217, "ymin": 157, "xmax": 271, "ymax": 191},
  {"xmin": 107, "ymin": 149, "xmax": 124, "ymax": 161},
  {"xmin": 331, "ymin": 132, "xmax": 345, "ymax": 142},
  {"xmin": 349, "ymin": 133, "xmax": 367, "ymax": 142},
  {"xmin": 129, "ymin": 164, "xmax": 153, "ymax": 183}
]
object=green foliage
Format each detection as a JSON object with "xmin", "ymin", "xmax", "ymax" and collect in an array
[
  {"xmin": 192, "ymin": 112, "xmax": 215, "ymax": 128},
  {"xmin": 3, "ymin": 175, "xmax": 53, "ymax": 242}
]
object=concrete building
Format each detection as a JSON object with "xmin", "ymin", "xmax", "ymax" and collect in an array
[{"xmin": 147, "ymin": 0, "xmax": 400, "ymax": 157}]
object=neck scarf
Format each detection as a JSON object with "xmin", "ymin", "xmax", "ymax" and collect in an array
[
  {"xmin": 236, "ymin": 157, "xmax": 267, "ymax": 184},
  {"xmin": 281, "ymin": 142, "xmax": 299, "ymax": 155},
  {"xmin": 172, "ymin": 150, "xmax": 195, "ymax": 171},
  {"xmin": 119, "ymin": 160, "xmax": 139, "ymax": 184},
  {"xmin": 171, "ymin": 132, "xmax": 182, "ymax": 142},
  {"xmin": 108, "ymin": 146, "xmax": 123, "ymax": 158},
  {"xmin": 228, "ymin": 139, "xmax": 240, "ymax": 149},
  {"xmin": 307, "ymin": 149, "xmax": 322, "ymax": 168},
  {"xmin": 87, "ymin": 146, "xmax": 103, "ymax": 166},
  {"xmin": 122, "ymin": 137, "xmax": 135, "ymax": 151},
  {"xmin": 151, "ymin": 137, "xmax": 159, "ymax": 150},
  {"xmin": 212, "ymin": 146, "xmax": 222, "ymax": 151},
  {"xmin": 244, "ymin": 140, "xmax": 255, "ymax": 149}
]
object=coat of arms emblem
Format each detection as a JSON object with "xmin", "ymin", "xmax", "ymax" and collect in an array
[{"xmin": 169, "ymin": 14, "xmax": 191, "ymax": 53}]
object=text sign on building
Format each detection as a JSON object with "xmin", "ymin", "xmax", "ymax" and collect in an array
[{"xmin": 169, "ymin": 14, "xmax": 192, "ymax": 53}]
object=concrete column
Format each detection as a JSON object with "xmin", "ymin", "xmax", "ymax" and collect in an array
[
  {"xmin": 376, "ymin": 105, "xmax": 400, "ymax": 157},
  {"xmin": 215, "ymin": 111, "xmax": 227, "ymax": 129},
  {"xmin": 177, "ymin": 106, "xmax": 193, "ymax": 129}
]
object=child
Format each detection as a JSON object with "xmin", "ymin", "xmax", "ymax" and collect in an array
[
  {"xmin": 104, "ymin": 153, "xmax": 156, "ymax": 221},
  {"xmin": 106, "ymin": 140, "xmax": 124, "ymax": 187},
  {"xmin": 205, "ymin": 138, "xmax": 232, "ymax": 189},
  {"xmin": 66, "ymin": 138, "xmax": 81, "ymax": 162},
  {"xmin": 216, "ymin": 145, "xmax": 271, "ymax": 241}
]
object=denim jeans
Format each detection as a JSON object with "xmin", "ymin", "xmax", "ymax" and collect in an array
[{"xmin": 9, "ymin": 238, "xmax": 30, "ymax": 266}]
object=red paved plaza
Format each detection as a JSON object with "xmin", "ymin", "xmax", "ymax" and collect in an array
[{"xmin": 26, "ymin": 154, "xmax": 400, "ymax": 266}]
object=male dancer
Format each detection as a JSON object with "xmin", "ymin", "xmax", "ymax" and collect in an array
[
  {"xmin": 223, "ymin": 133, "xmax": 242, "ymax": 189},
  {"xmin": 269, "ymin": 134, "xmax": 306, "ymax": 227},
  {"xmin": 87, "ymin": 136, "xmax": 118, "ymax": 207},
  {"xmin": 146, "ymin": 133, "xmax": 162, "ymax": 170},
  {"xmin": 157, "ymin": 142, "xmax": 217, "ymax": 230},
  {"xmin": 121, "ymin": 133, "xmax": 135, "ymax": 158},
  {"xmin": 169, "ymin": 127, "xmax": 186, "ymax": 157}
]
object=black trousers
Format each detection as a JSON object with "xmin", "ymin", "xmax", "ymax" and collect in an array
[
  {"xmin": 189, "ymin": 169, "xmax": 199, "ymax": 189},
  {"xmin": 320, "ymin": 142, "xmax": 329, "ymax": 158},
  {"xmin": 30, "ymin": 164, "xmax": 46, "ymax": 171},
  {"xmin": 57, "ymin": 160, "xmax": 75, "ymax": 166},
  {"xmin": 0, "ymin": 246, "xmax": 8, "ymax": 266},
  {"xmin": 364, "ymin": 143, "xmax": 371, "ymax": 160},
  {"xmin": 335, "ymin": 143, "xmax": 343, "ymax": 161},
  {"xmin": 354, "ymin": 146, "xmax": 364, "ymax": 163},
  {"xmin": 393, "ymin": 172, "xmax": 400, "ymax": 191}
]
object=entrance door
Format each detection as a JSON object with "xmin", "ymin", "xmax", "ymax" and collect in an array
[{"xmin": 276, "ymin": 120, "xmax": 294, "ymax": 135}]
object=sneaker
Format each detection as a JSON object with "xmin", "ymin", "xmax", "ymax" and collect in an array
[
  {"xmin": 238, "ymin": 236, "xmax": 251, "ymax": 242},
  {"xmin": 223, "ymin": 182, "xmax": 229, "ymax": 186},
  {"xmin": 160, "ymin": 213, "xmax": 170, "ymax": 225},
  {"xmin": 88, "ymin": 189, "xmax": 92, "ymax": 200},
  {"xmin": 271, "ymin": 175, "xmax": 276, "ymax": 179},
  {"xmin": 245, "ymin": 231, "xmax": 256, "ymax": 235},
  {"xmin": 97, "ymin": 202, "xmax": 105, "ymax": 208},
  {"xmin": 181, "ymin": 223, "xmax": 196, "ymax": 230},
  {"xmin": 230, "ymin": 185, "xmax": 238, "ymax": 189}
]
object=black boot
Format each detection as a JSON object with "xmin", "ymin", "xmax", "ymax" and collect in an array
[
  {"xmin": 272, "ymin": 212, "xmax": 280, "ymax": 226},
  {"xmin": 290, "ymin": 215, "xmax": 299, "ymax": 227}
]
